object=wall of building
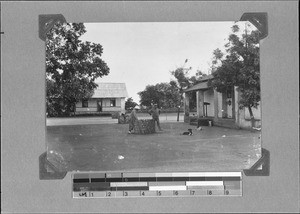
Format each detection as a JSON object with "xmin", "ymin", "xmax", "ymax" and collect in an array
[
  {"xmin": 120, "ymin": 98, "xmax": 126, "ymax": 114},
  {"xmin": 217, "ymin": 92, "xmax": 223, "ymax": 118},
  {"xmin": 188, "ymin": 87, "xmax": 261, "ymax": 129},
  {"xmin": 75, "ymin": 98, "xmax": 125, "ymax": 113},
  {"xmin": 102, "ymin": 98, "xmax": 120, "ymax": 107},
  {"xmin": 217, "ymin": 91, "xmax": 233, "ymax": 119},
  {"xmin": 234, "ymin": 88, "xmax": 261, "ymax": 129},
  {"xmin": 102, "ymin": 98, "xmax": 109, "ymax": 107},
  {"xmin": 227, "ymin": 97, "xmax": 233, "ymax": 118},
  {"xmin": 204, "ymin": 89, "xmax": 214, "ymax": 117},
  {"xmin": 244, "ymin": 102, "xmax": 261, "ymax": 120},
  {"xmin": 102, "ymin": 106, "xmax": 122, "ymax": 112},
  {"xmin": 75, "ymin": 99, "xmax": 97, "ymax": 112},
  {"xmin": 237, "ymin": 107, "xmax": 261, "ymax": 129},
  {"xmin": 102, "ymin": 98, "xmax": 123, "ymax": 112}
]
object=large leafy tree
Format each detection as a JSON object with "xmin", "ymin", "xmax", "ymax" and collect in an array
[
  {"xmin": 125, "ymin": 97, "xmax": 138, "ymax": 110},
  {"xmin": 170, "ymin": 65, "xmax": 208, "ymax": 120},
  {"xmin": 170, "ymin": 66, "xmax": 208, "ymax": 102},
  {"xmin": 158, "ymin": 83, "xmax": 181, "ymax": 109},
  {"xmin": 209, "ymin": 23, "xmax": 260, "ymax": 127},
  {"xmin": 46, "ymin": 22, "xmax": 110, "ymax": 116},
  {"xmin": 138, "ymin": 83, "xmax": 180, "ymax": 109}
]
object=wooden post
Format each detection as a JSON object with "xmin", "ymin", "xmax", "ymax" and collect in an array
[
  {"xmin": 231, "ymin": 87, "xmax": 235, "ymax": 119},
  {"xmin": 222, "ymin": 92, "xmax": 228, "ymax": 118},
  {"xmin": 196, "ymin": 90, "xmax": 204, "ymax": 118},
  {"xmin": 234, "ymin": 86, "xmax": 239, "ymax": 126},
  {"xmin": 184, "ymin": 92, "xmax": 190, "ymax": 123},
  {"xmin": 214, "ymin": 89, "xmax": 219, "ymax": 121}
]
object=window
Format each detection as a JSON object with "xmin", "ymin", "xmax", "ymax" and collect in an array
[
  {"xmin": 82, "ymin": 99, "xmax": 88, "ymax": 107},
  {"xmin": 110, "ymin": 99, "xmax": 116, "ymax": 107}
]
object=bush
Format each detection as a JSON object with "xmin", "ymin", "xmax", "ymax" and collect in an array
[
  {"xmin": 118, "ymin": 113, "xmax": 130, "ymax": 124},
  {"xmin": 111, "ymin": 112, "xmax": 119, "ymax": 119}
]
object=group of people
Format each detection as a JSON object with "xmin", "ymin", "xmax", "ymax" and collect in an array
[{"xmin": 128, "ymin": 104, "xmax": 162, "ymax": 134}]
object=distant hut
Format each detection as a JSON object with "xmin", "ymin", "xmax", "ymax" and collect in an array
[{"xmin": 75, "ymin": 83, "xmax": 128, "ymax": 115}]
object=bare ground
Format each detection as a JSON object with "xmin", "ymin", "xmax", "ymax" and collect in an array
[{"xmin": 47, "ymin": 120, "xmax": 261, "ymax": 172}]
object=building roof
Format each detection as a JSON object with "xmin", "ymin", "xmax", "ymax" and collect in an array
[
  {"xmin": 184, "ymin": 75, "xmax": 214, "ymax": 93},
  {"xmin": 197, "ymin": 74, "xmax": 214, "ymax": 82},
  {"xmin": 184, "ymin": 81, "xmax": 209, "ymax": 92},
  {"xmin": 92, "ymin": 83, "xmax": 129, "ymax": 98}
]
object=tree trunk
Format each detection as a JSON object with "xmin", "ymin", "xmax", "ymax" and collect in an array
[
  {"xmin": 72, "ymin": 103, "xmax": 76, "ymax": 116},
  {"xmin": 177, "ymin": 92, "xmax": 184, "ymax": 122},
  {"xmin": 248, "ymin": 106, "xmax": 255, "ymax": 129}
]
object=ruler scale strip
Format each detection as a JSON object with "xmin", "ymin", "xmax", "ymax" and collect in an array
[{"xmin": 72, "ymin": 172, "xmax": 242, "ymax": 198}]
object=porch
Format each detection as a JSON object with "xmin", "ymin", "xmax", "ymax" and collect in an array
[
  {"xmin": 184, "ymin": 82, "xmax": 261, "ymax": 130},
  {"xmin": 75, "ymin": 97, "xmax": 124, "ymax": 116},
  {"xmin": 183, "ymin": 77, "xmax": 239, "ymax": 129}
]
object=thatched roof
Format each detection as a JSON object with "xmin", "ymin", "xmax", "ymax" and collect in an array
[{"xmin": 92, "ymin": 83, "xmax": 129, "ymax": 98}]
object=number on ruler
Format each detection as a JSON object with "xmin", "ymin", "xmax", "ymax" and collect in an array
[
  {"xmin": 190, "ymin": 190, "xmax": 195, "ymax": 195},
  {"xmin": 107, "ymin": 191, "xmax": 112, "ymax": 197},
  {"xmin": 208, "ymin": 190, "xmax": 212, "ymax": 195},
  {"xmin": 141, "ymin": 191, "xmax": 145, "ymax": 196},
  {"xmin": 124, "ymin": 191, "xmax": 128, "ymax": 196},
  {"xmin": 89, "ymin": 192, "xmax": 94, "ymax": 197},
  {"xmin": 174, "ymin": 191, "xmax": 178, "ymax": 196},
  {"xmin": 157, "ymin": 191, "xmax": 162, "ymax": 196}
]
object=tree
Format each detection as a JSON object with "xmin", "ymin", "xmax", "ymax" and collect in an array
[
  {"xmin": 138, "ymin": 85, "xmax": 162, "ymax": 107},
  {"xmin": 46, "ymin": 22, "xmax": 110, "ymax": 116},
  {"xmin": 138, "ymin": 83, "xmax": 180, "ymax": 109},
  {"xmin": 189, "ymin": 69, "xmax": 208, "ymax": 86},
  {"xmin": 208, "ymin": 23, "xmax": 260, "ymax": 127},
  {"xmin": 157, "ymin": 83, "xmax": 181, "ymax": 109},
  {"xmin": 125, "ymin": 97, "xmax": 138, "ymax": 110},
  {"xmin": 169, "ymin": 66, "xmax": 194, "ymax": 121}
]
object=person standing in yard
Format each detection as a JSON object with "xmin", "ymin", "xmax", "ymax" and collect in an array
[
  {"xmin": 149, "ymin": 104, "xmax": 162, "ymax": 131},
  {"xmin": 128, "ymin": 106, "xmax": 140, "ymax": 134}
]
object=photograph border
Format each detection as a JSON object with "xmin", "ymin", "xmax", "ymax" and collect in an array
[
  {"xmin": 1, "ymin": 1, "xmax": 299, "ymax": 213},
  {"xmin": 39, "ymin": 12, "xmax": 268, "ymax": 179}
]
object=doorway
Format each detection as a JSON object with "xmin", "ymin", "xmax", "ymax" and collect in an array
[{"xmin": 97, "ymin": 99, "xmax": 102, "ymax": 112}]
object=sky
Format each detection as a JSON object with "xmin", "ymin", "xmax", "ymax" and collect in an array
[{"xmin": 80, "ymin": 21, "xmax": 247, "ymax": 103}]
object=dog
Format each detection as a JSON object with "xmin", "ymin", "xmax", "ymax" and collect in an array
[{"xmin": 182, "ymin": 129, "xmax": 193, "ymax": 136}]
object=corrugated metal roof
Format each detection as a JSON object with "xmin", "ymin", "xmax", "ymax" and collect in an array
[
  {"xmin": 92, "ymin": 83, "xmax": 129, "ymax": 98},
  {"xmin": 184, "ymin": 81, "xmax": 209, "ymax": 92},
  {"xmin": 198, "ymin": 74, "xmax": 214, "ymax": 82},
  {"xmin": 184, "ymin": 75, "xmax": 214, "ymax": 92}
]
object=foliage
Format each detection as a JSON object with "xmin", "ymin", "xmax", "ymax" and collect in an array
[
  {"xmin": 170, "ymin": 66, "xmax": 208, "ymax": 111},
  {"xmin": 169, "ymin": 67, "xmax": 192, "ymax": 110},
  {"xmin": 170, "ymin": 67, "xmax": 192, "ymax": 91},
  {"xmin": 46, "ymin": 22, "xmax": 110, "ymax": 116},
  {"xmin": 125, "ymin": 97, "xmax": 138, "ymax": 110},
  {"xmin": 138, "ymin": 83, "xmax": 180, "ymax": 109},
  {"xmin": 190, "ymin": 70, "xmax": 208, "ymax": 85},
  {"xmin": 208, "ymin": 23, "xmax": 260, "ymax": 124}
]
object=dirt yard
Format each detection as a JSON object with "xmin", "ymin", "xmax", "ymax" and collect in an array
[{"xmin": 47, "ymin": 119, "xmax": 261, "ymax": 173}]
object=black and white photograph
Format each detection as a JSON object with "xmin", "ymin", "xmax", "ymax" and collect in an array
[
  {"xmin": 46, "ymin": 21, "xmax": 262, "ymax": 172},
  {"xmin": 1, "ymin": 1, "xmax": 298, "ymax": 213}
]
